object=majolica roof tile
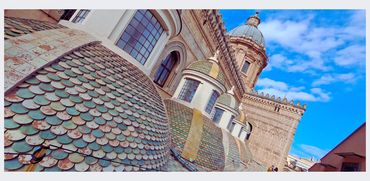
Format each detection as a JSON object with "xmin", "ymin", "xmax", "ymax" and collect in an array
[
  {"xmin": 164, "ymin": 99, "xmax": 253, "ymax": 171},
  {"xmin": 186, "ymin": 60, "xmax": 226, "ymax": 85},
  {"xmin": 5, "ymin": 39, "xmax": 170, "ymax": 171},
  {"xmin": 216, "ymin": 93, "xmax": 239, "ymax": 112},
  {"xmin": 4, "ymin": 17, "xmax": 66, "ymax": 40},
  {"xmin": 4, "ymin": 17, "xmax": 257, "ymax": 172}
]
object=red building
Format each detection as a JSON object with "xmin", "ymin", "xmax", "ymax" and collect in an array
[{"xmin": 309, "ymin": 123, "xmax": 366, "ymax": 172}]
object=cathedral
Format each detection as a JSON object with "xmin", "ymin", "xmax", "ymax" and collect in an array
[{"xmin": 4, "ymin": 9, "xmax": 306, "ymax": 171}]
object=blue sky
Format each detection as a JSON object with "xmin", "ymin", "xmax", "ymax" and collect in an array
[{"xmin": 220, "ymin": 10, "xmax": 366, "ymax": 160}]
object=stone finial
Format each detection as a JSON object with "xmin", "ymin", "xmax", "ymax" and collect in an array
[
  {"xmin": 283, "ymin": 97, "xmax": 288, "ymax": 103},
  {"xmin": 239, "ymin": 103, "xmax": 244, "ymax": 111},
  {"xmin": 302, "ymin": 104, "xmax": 307, "ymax": 109},
  {"xmin": 227, "ymin": 86, "xmax": 235, "ymax": 95},
  {"xmin": 271, "ymin": 95, "xmax": 275, "ymax": 100},
  {"xmin": 277, "ymin": 97, "xmax": 281, "ymax": 101},
  {"xmin": 260, "ymin": 92, "xmax": 264, "ymax": 96},
  {"xmin": 289, "ymin": 100, "xmax": 294, "ymax": 105},
  {"xmin": 208, "ymin": 50, "xmax": 220, "ymax": 63},
  {"xmin": 266, "ymin": 93, "xmax": 270, "ymax": 98},
  {"xmin": 296, "ymin": 101, "xmax": 301, "ymax": 107}
]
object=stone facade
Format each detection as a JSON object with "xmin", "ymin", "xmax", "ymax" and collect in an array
[
  {"xmin": 241, "ymin": 93, "xmax": 305, "ymax": 169},
  {"xmin": 226, "ymin": 12, "xmax": 306, "ymax": 170}
]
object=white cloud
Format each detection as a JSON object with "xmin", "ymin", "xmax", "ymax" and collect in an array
[
  {"xmin": 290, "ymin": 144, "xmax": 329, "ymax": 160},
  {"xmin": 265, "ymin": 53, "xmax": 330, "ymax": 73},
  {"xmin": 256, "ymin": 78, "xmax": 331, "ymax": 102},
  {"xmin": 256, "ymin": 77, "xmax": 288, "ymax": 90},
  {"xmin": 311, "ymin": 73, "xmax": 356, "ymax": 86},
  {"xmin": 259, "ymin": 11, "xmax": 365, "ymax": 72},
  {"xmin": 334, "ymin": 45, "xmax": 365, "ymax": 67},
  {"xmin": 310, "ymin": 88, "xmax": 331, "ymax": 102},
  {"xmin": 299, "ymin": 144, "xmax": 329, "ymax": 160}
]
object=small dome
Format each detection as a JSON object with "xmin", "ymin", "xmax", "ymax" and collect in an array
[
  {"xmin": 228, "ymin": 12, "xmax": 265, "ymax": 47},
  {"xmin": 216, "ymin": 88, "xmax": 239, "ymax": 112},
  {"xmin": 186, "ymin": 51, "xmax": 226, "ymax": 85}
]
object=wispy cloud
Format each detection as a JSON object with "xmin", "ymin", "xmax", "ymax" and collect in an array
[
  {"xmin": 290, "ymin": 144, "xmax": 329, "ymax": 160},
  {"xmin": 259, "ymin": 10, "xmax": 365, "ymax": 73},
  {"xmin": 256, "ymin": 78, "xmax": 331, "ymax": 102},
  {"xmin": 334, "ymin": 44, "xmax": 366, "ymax": 67},
  {"xmin": 311, "ymin": 73, "xmax": 356, "ymax": 86}
]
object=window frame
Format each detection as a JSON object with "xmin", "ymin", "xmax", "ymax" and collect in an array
[
  {"xmin": 227, "ymin": 115, "xmax": 235, "ymax": 131},
  {"xmin": 212, "ymin": 107, "xmax": 224, "ymax": 124},
  {"xmin": 238, "ymin": 126, "xmax": 244, "ymax": 137},
  {"xmin": 154, "ymin": 51, "xmax": 178, "ymax": 87},
  {"xmin": 341, "ymin": 162, "xmax": 361, "ymax": 171},
  {"xmin": 205, "ymin": 90, "xmax": 220, "ymax": 114},
  {"xmin": 229, "ymin": 122, "xmax": 236, "ymax": 132},
  {"xmin": 178, "ymin": 78, "xmax": 200, "ymax": 103},
  {"xmin": 116, "ymin": 10, "xmax": 164, "ymax": 65},
  {"xmin": 72, "ymin": 9, "xmax": 91, "ymax": 24},
  {"xmin": 60, "ymin": 10, "xmax": 77, "ymax": 21},
  {"xmin": 241, "ymin": 60, "xmax": 251, "ymax": 74}
]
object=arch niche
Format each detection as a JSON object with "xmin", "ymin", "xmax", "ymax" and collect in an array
[{"xmin": 150, "ymin": 40, "xmax": 187, "ymax": 95}]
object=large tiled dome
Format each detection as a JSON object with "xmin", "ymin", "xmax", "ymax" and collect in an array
[
  {"xmin": 4, "ymin": 17, "xmax": 170, "ymax": 171},
  {"xmin": 228, "ymin": 25, "xmax": 265, "ymax": 47}
]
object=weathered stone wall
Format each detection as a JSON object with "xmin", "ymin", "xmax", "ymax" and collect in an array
[{"xmin": 241, "ymin": 94, "xmax": 304, "ymax": 170}]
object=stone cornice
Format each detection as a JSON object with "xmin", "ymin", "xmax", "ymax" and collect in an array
[{"xmin": 244, "ymin": 92, "xmax": 306, "ymax": 115}]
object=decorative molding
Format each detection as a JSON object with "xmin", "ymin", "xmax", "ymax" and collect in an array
[{"xmin": 201, "ymin": 10, "xmax": 247, "ymax": 100}]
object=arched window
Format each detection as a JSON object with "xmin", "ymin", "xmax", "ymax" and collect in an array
[
  {"xmin": 241, "ymin": 60, "xmax": 250, "ymax": 73},
  {"xmin": 154, "ymin": 52, "xmax": 178, "ymax": 87},
  {"xmin": 246, "ymin": 123, "xmax": 253, "ymax": 140}
]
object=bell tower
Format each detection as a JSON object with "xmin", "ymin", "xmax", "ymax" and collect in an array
[{"xmin": 228, "ymin": 12, "xmax": 268, "ymax": 92}]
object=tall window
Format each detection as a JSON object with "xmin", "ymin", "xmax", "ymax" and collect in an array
[
  {"xmin": 246, "ymin": 123, "xmax": 252, "ymax": 140},
  {"xmin": 238, "ymin": 127, "xmax": 244, "ymax": 137},
  {"xmin": 60, "ymin": 10, "xmax": 76, "ymax": 21},
  {"xmin": 246, "ymin": 133, "xmax": 251, "ymax": 140},
  {"xmin": 154, "ymin": 52, "xmax": 178, "ymax": 87},
  {"xmin": 116, "ymin": 10, "xmax": 164, "ymax": 65},
  {"xmin": 227, "ymin": 115, "xmax": 235, "ymax": 131},
  {"xmin": 241, "ymin": 60, "xmax": 250, "ymax": 73},
  {"xmin": 341, "ymin": 162, "xmax": 360, "ymax": 171},
  {"xmin": 229, "ymin": 122, "xmax": 236, "ymax": 132},
  {"xmin": 205, "ymin": 90, "xmax": 220, "ymax": 114},
  {"xmin": 72, "ymin": 9, "xmax": 90, "ymax": 23},
  {"xmin": 178, "ymin": 79, "xmax": 200, "ymax": 103},
  {"xmin": 212, "ymin": 107, "xmax": 224, "ymax": 124}
]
